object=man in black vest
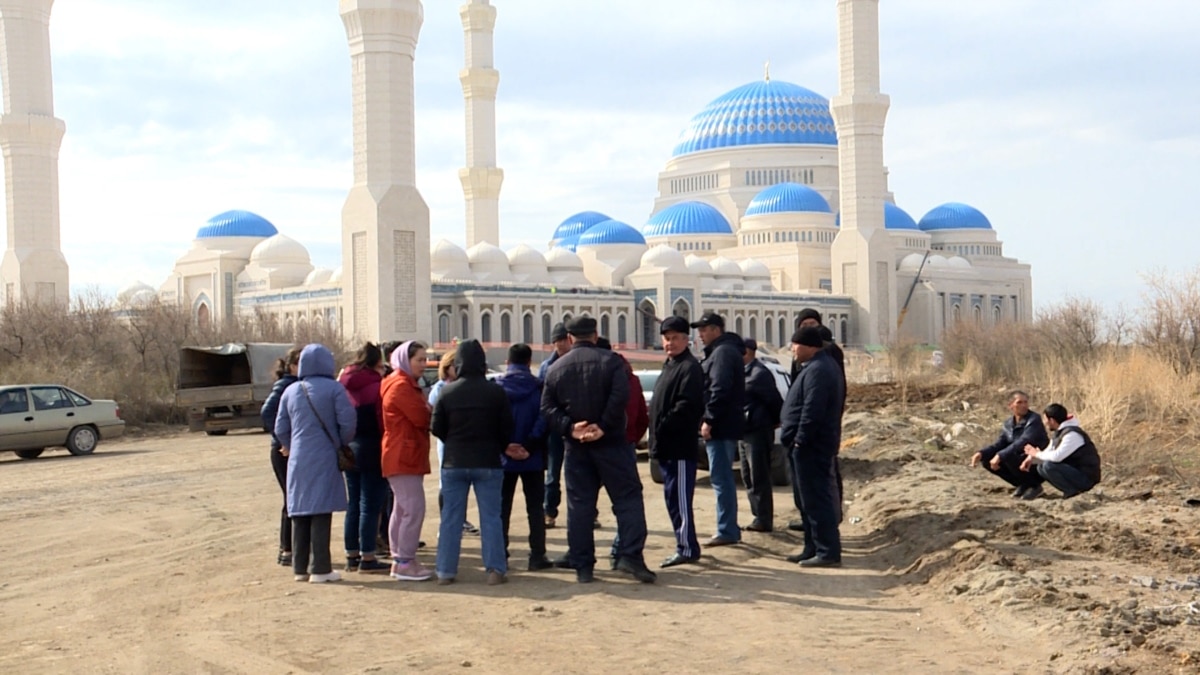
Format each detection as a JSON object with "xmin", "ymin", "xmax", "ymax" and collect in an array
[
  {"xmin": 1019, "ymin": 403, "xmax": 1101, "ymax": 499},
  {"xmin": 540, "ymin": 316, "xmax": 655, "ymax": 584}
]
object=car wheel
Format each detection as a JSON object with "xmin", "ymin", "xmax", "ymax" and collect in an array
[
  {"xmin": 770, "ymin": 445, "xmax": 791, "ymax": 486},
  {"xmin": 15, "ymin": 449, "xmax": 44, "ymax": 460},
  {"xmin": 205, "ymin": 430, "xmax": 229, "ymax": 436},
  {"xmin": 649, "ymin": 459, "xmax": 664, "ymax": 484},
  {"xmin": 66, "ymin": 426, "xmax": 99, "ymax": 456}
]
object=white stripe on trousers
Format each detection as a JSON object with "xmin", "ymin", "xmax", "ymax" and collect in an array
[{"xmin": 674, "ymin": 460, "xmax": 694, "ymax": 559}]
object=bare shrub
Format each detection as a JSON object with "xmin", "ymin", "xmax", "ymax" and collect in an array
[{"xmin": 1139, "ymin": 267, "xmax": 1200, "ymax": 375}]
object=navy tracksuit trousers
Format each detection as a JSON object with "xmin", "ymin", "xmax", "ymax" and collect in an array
[{"xmin": 659, "ymin": 459, "xmax": 700, "ymax": 559}]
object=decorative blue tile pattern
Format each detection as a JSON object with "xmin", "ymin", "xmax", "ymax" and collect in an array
[
  {"xmin": 196, "ymin": 210, "xmax": 278, "ymax": 239},
  {"xmin": 672, "ymin": 80, "xmax": 837, "ymax": 157},
  {"xmin": 745, "ymin": 182, "xmax": 831, "ymax": 215},
  {"xmin": 643, "ymin": 201, "xmax": 733, "ymax": 238},
  {"xmin": 577, "ymin": 219, "xmax": 647, "ymax": 246},
  {"xmin": 918, "ymin": 202, "xmax": 993, "ymax": 231}
]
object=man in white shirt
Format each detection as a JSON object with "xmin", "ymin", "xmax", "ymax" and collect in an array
[{"xmin": 1020, "ymin": 403, "xmax": 1102, "ymax": 499}]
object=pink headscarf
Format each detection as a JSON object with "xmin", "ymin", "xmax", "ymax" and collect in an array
[{"xmin": 390, "ymin": 340, "xmax": 417, "ymax": 377}]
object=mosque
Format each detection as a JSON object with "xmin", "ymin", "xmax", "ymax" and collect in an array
[{"xmin": 2, "ymin": 0, "xmax": 1032, "ymax": 350}]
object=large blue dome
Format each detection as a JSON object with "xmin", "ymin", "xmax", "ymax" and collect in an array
[
  {"xmin": 555, "ymin": 234, "xmax": 581, "ymax": 252},
  {"xmin": 643, "ymin": 201, "xmax": 734, "ymax": 238},
  {"xmin": 552, "ymin": 211, "xmax": 611, "ymax": 243},
  {"xmin": 745, "ymin": 182, "xmax": 831, "ymax": 216},
  {"xmin": 918, "ymin": 203, "xmax": 993, "ymax": 231},
  {"xmin": 672, "ymin": 80, "xmax": 837, "ymax": 157},
  {"xmin": 578, "ymin": 219, "xmax": 647, "ymax": 247},
  {"xmin": 835, "ymin": 203, "xmax": 920, "ymax": 230},
  {"xmin": 196, "ymin": 210, "xmax": 278, "ymax": 239}
]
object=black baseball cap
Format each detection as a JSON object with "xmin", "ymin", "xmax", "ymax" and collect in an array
[
  {"xmin": 689, "ymin": 311, "xmax": 725, "ymax": 329},
  {"xmin": 660, "ymin": 316, "xmax": 690, "ymax": 334}
]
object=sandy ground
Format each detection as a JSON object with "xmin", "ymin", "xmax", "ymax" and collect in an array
[{"xmin": 1, "ymin": 388, "xmax": 1197, "ymax": 674}]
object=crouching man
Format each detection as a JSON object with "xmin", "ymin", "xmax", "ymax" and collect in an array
[
  {"xmin": 970, "ymin": 390, "xmax": 1049, "ymax": 500},
  {"xmin": 1020, "ymin": 403, "xmax": 1101, "ymax": 499}
]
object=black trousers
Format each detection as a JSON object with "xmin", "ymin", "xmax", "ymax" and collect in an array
[
  {"xmin": 564, "ymin": 443, "xmax": 648, "ymax": 569},
  {"xmin": 739, "ymin": 428, "xmax": 775, "ymax": 529},
  {"xmin": 501, "ymin": 470, "xmax": 547, "ymax": 559},
  {"xmin": 791, "ymin": 448, "xmax": 842, "ymax": 562},
  {"xmin": 270, "ymin": 446, "xmax": 289, "ymax": 552},
  {"xmin": 292, "ymin": 513, "xmax": 333, "ymax": 575},
  {"xmin": 984, "ymin": 451, "xmax": 1043, "ymax": 490}
]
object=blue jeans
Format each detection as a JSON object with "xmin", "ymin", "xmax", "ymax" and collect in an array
[
  {"xmin": 436, "ymin": 467, "xmax": 506, "ymax": 579},
  {"xmin": 544, "ymin": 433, "xmax": 565, "ymax": 518},
  {"xmin": 705, "ymin": 439, "xmax": 741, "ymax": 541},
  {"xmin": 343, "ymin": 439, "xmax": 386, "ymax": 556}
]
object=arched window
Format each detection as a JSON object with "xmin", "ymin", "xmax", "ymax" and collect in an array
[
  {"xmin": 992, "ymin": 305, "xmax": 1002, "ymax": 325},
  {"xmin": 672, "ymin": 298, "xmax": 690, "ymax": 322},
  {"xmin": 523, "ymin": 313, "xmax": 534, "ymax": 343},
  {"xmin": 951, "ymin": 304, "xmax": 961, "ymax": 325},
  {"xmin": 749, "ymin": 317, "xmax": 757, "ymax": 340},
  {"xmin": 461, "ymin": 312, "xmax": 470, "ymax": 340},
  {"xmin": 196, "ymin": 303, "xmax": 211, "ymax": 331},
  {"xmin": 500, "ymin": 312, "xmax": 512, "ymax": 343},
  {"xmin": 840, "ymin": 318, "xmax": 848, "ymax": 343},
  {"xmin": 735, "ymin": 317, "xmax": 744, "ymax": 335},
  {"xmin": 765, "ymin": 316, "xmax": 773, "ymax": 345},
  {"xmin": 618, "ymin": 314, "xmax": 628, "ymax": 346},
  {"xmin": 541, "ymin": 313, "xmax": 552, "ymax": 344},
  {"xmin": 481, "ymin": 312, "xmax": 493, "ymax": 343},
  {"xmin": 600, "ymin": 314, "xmax": 611, "ymax": 340},
  {"xmin": 779, "ymin": 318, "xmax": 787, "ymax": 345},
  {"xmin": 438, "ymin": 313, "xmax": 451, "ymax": 344},
  {"xmin": 973, "ymin": 305, "xmax": 983, "ymax": 327},
  {"xmin": 638, "ymin": 299, "xmax": 657, "ymax": 349}
]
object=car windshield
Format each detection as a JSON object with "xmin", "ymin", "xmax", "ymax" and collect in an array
[{"xmin": 636, "ymin": 372, "xmax": 659, "ymax": 392}]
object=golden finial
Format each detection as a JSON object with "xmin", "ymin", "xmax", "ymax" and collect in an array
[{"xmin": 765, "ymin": 60, "xmax": 771, "ymax": 82}]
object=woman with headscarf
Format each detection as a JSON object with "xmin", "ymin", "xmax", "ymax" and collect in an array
[
  {"xmin": 261, "ymin": 346, "xmax": 302, "ymax": 567},
  {"xmin": 381, "ymin": 340, "xmax": 433, "ymax": 581},
  {"xmin": 274, "ymin": 344, "xmax": 357, "ymax": 583},
  {"xmin": 337, "ymin": 342, "xmax": 389, "ymax": 573}
]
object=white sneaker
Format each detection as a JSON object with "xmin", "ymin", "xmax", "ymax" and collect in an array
[
  {"xmin": 309, "ymin": 571, "xmax": 342, "ymax": 584},
  {"xmin": 294, "ymin": 574, "xmax": 309, "ymax": 582}
]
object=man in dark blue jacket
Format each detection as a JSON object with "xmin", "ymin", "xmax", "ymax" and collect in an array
[
  {"xmin": 538, "ymin": 322, "xmax": 571, "ymax": 529},
  {"xmin": 971, "ymin": 390, "xmax": 1049, "ymax": 500},
  {"xmin": 499, "ymin": 343, "xmax": 554, "ymax": 571},
  {"xmin": 650, "ymin": 316, "xmax": 706, "ymax": 568},
  {"xmin": 740, "ymin": 339, "xmax": 783, "ymax": 533},
  {"xmin": 540, "ymin": 316, "xmax": 655, "ymax": 584},
  {"xmin": 692, "ymin": 311, "xmax": 746, "ymax": 546},
  {"xmin": 780, "ymin": 326, "xmax": 845, "ymax": 568}
]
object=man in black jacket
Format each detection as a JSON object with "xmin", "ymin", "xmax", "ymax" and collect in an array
[
  {"xmin": 650, "ymin": 316, "xmax": 706, "ymax": 568},
  {"xmin": 692, "ymin": 311, "xmax": 746, "ymax": 546},
  {"xmin": 971, "ymin": 390, "xmax": 1049, "ymax": 500},
  {"xmin": 780, "ymin": 326, "xmax": 845, "ymax": 568},
  {"xmin": 740, "ymin": 339, "xmax": 783, "ymax": 533},
  {"xmin": 540, "ymin": 316, "xmax": 655, "ymax": 584}
]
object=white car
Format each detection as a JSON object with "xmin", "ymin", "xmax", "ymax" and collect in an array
[{"xmin": 634, "ymin": 359, "xmax": 792, "ymax": 485}]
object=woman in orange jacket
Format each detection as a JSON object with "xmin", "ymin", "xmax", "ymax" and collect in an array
[{"xmin": 381, "ymin": 340, "xmax": 433, "ymax": 581}]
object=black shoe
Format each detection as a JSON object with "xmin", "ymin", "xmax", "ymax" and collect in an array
[
  {"xmin": 786, "ymin": 551, "xmax": 816, "ymax": 564},
  {"xmin": 798, "ymin": 556, "xmax": 842, "ymax": 568},
  {"xmin": 576, "ymin": 568, "xmax": 595, "ymax": 584},
  {"xmin": 418, "ymin": 540, "xmax": 427, "ymax": 549},
  {"xmin": 661, "ymin": 553, "xmax": 700, "ymax": 568},
  {"xmin": 593, "ymin": 518, "xmax": 602, "ymax": 530},
  {"xmin": 1011, "ymin": 486, "xmax": 1028, "ymax": 499},
  {"xmin": 744, "ymin": 520, "xmax": 772, "ymax": 533},
  {"xmin": 527, "ymin": 556, "xmax": 554, "ymax": 571},
  {"xmin": 615, "ymin": 557, "xmax": 658, "ymax": 583},
  {"xmin": 344, "ymin": 556, "xmax": 361, "ymax": 572},
  {"xmin": 609, "ymin": 556, "xmax": 619, "ymax": 571},
  {"xmin": 787, "ymin": 519, "xmax": 805, "ymax": 532},
  {"xmin": 551, "ymin": 555, "xmax": 572, "ymax": 569},
  {"xmin": 1021, "ymin": 485, "xmax": 1044, "ymax": 501}
]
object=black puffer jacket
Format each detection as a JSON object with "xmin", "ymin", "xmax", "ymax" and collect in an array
[
  {"xmin": 649, "ymin": 350, "xmax": 705, "ymax": 461},
  {"xmin": 780, "ymin": 350, "xmax": 844, "ymax": 455},
  {"xmin": 744, "ymin": 358, "xmax": 783, "ymax": 434},
  {"xmin": 700, "ymin": 331, "xmax": 746, "ymax": 440},
  {"xmin": 979, "ymin": 411, "xmax": 1048, "ymax": 465},
  {"xmin": 261, "ymin": 374, "xmax": 298, "ymax": 452},
  {"xmin": 540, "ymin": 341, "xmax": 628, "ymax": 449},
  {"xmin": 431, "ymin": 340, "xmax": 513, "ymax": 469}
]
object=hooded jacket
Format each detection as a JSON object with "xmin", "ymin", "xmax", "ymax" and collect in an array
[
  {"xmin": 700, "ymin": 331, "xmax": 747, "ymax": 440},
  {"xmin": 261, "ymin": 373, "xmax": 298, "ymax": 452},
  {"xmin": 540, "ymin": 341, "xmax": 629, "ymax": 450},
  {"xmin": 780, "ymin": 349, "xmax": 844, "ymax": 455},
  {"xmin": 499, "ymin": 363, "xmax": 547, "ymax": 472},
  {"xmin": 431, "ymin": 340, "xmax": 514, "ymax": 469},
  {"xmin": 649, "ymin": 349, "xmax": 705, "ymax": 461},
  {"xmin": 744, "ymin": 357, "xmax": 783, "ymax": 434},
  {"xmin": 380, "ymin": 360, "xmax": 431, "ymax": 477},
  {"xmin": 338, "ymin": 364, "xmax": 383, "ymax": 440},
  {"xmin": 274, "ymin": 344, "xmax": 356, "ymax": 516}
]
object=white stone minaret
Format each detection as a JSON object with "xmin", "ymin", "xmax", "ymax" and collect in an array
[
  {"xmin": 339, "ymin": 0, "xmax": 432, "ymax": 342},
  {"xmin": 829, "ymin": 0, "xmax": 896, "ymax": 345},
  {"xmin": 0, "ymin": 0, "xmax": 68, "ymax": 306},
  {"xmin": 458, "ymin": 0, "xmax": 502, "ymax": 247}
]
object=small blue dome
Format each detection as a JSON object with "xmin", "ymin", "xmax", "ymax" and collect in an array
[
  {"xmin": 556, "ymin": 234, "xmax": 581, "ymax": 252},
  {"xmin": 644, "ymin": 201, "xmax": 734, "ymax": 238},
  {"xmin": 885, "ymin": 203, "xmax": 919, "ymax": 230},
  {"xmin": 196, "ymin": 210, "xmax": 278, "ymax": 239},
  {"xmin": 552, "ymin": 211, "xmax": 611, "ymax": 242},
  {"xmin": 745, "ymin": 182, "xmax": 831, "ymax": 216},
  {"xmin": 578, "ymin": 219, "xmax": 647, "ymax": 247},
  {"xmin": 918, "ymin": 203, "xmax": 993, "ymax": 231},
  {"xmin": 672, "ymin": 80, "xmax": 837, "ymax": 157}
]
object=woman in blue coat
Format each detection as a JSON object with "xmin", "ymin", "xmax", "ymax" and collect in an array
[{"xmin": 275, "ymin": 344, "xmax": 357, "ymax": 583}]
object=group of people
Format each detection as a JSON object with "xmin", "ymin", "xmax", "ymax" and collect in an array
[{"xmin": 971, "ymin": 390, "xmax": 1102, "ymax": 499}]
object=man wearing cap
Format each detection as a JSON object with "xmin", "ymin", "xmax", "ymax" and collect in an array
[
  {"xmin": 538, "ymin": 322, "xmax": 571, "ymax": 529},
  {"xmin": 780, "ymin": 325, "xmax": 845, "ymax": 567},
  {"xmin": 691, "ymin": 311, "xmax": 746, "ymax": 547},
  {"xmin": 741, "ymin": 338, "xmax": 784, "ymax": 532},
  {"xmin": 540, "ymin": 316, "xmax": 656, "ymax": 584},
  {"xmin": 649, "ymin": 316, "xmax": 706, "ymax": 567}
]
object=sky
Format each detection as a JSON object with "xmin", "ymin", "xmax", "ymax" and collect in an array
[{"xmin": 25, "ymin": 0, "xmax": 1200, "ymax": 311}]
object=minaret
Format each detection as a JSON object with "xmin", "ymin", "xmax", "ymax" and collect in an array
[
  {"xmin": 829, "ymin": 0, "xmax": 896, "ymax": 345},
  {"xmin": 339, "ymin": 0, "xmax": 432, "ymax": 342},
  {"xmin": 0, "ymin": 0, "xmax": 68, "ymax": 305},
  {"xmin": 458, "ymin": 0, "xmax": 502, "ymax": 247}
]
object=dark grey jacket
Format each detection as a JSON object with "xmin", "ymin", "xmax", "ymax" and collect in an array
[
  {"xmin": 980, "ymin": 411, "xmax": 1048, "ymax": 465},
  {"xmin": 700, "ymin": 331, "xmax": 746, "ymax": 440},
  {"xmin": 540, "ymin": 341, "xmax": 628, "ymax": 450},
  {"xmin": 649, "ymin": 350, "xmax": 705, "ymax": 461},
  {"xmin": 780, "ymin": 350, "xmax": 844, "ymax": 455}
]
